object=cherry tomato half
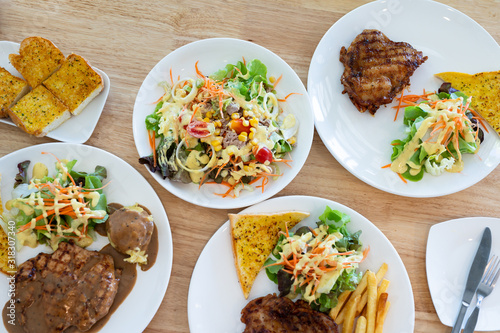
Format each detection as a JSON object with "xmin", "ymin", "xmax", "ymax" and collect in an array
[
  {"xmin": 255, "ymin": 146, "xmax": 273, "ymax": 163},
  {"xmin": 230, "ymin": 119, "xmax": 251, "ymax": 134},
  {"xmin": 187, "ymin": 120, "xmax": 211, "ymax": 138}
]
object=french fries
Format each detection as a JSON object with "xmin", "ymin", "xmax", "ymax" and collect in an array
[{"xmin": 330, "ymin": 263, "xmax": 390, "ymax": 333}]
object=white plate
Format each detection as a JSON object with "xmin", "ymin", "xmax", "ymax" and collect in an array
[
  {"xmin": 133, "ymin": 38, "xmax": 314, "ymax": 209},
  {"xmin": 0, "ymin": 143, "xmax": 173, "ymax": 332},
  {"xmin": 307, "ymin": 0, "xmax": 500, "ymax": 197},
  {"xmin": 188, "ymin": 195, "xmax": 414, "ymax": 332},
  {"xmin": 0, "ymin": 41, "xmax": 111, "ymax": 143},
  {"xmin": 426, "ymin": 217, "xmax": 500, "ymax": 330}
]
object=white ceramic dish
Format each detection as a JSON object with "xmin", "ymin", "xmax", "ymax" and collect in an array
[
  {"xmin": 426, "ymin": 217, "xmax": 500, "ymax": 330},
  {"xmin": 0, "ymin": 143, "xmax": 173, "ymax": 332},
  {"xmin": 188, "ymin": 195, "xmax": 414, "ymax": 332},
  {"xmin": 307, "ymin": 0, "xmax": 500, "ymax": 197},
  {"xmin": 0, "ymin": 41, "xmax": 110, "ymax": 143},
  {"xmin": 133, "ymin": 38, "xmax": 314, "ymax": 209}
]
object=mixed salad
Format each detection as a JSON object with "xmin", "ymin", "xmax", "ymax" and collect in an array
[
  {"xmin": 388, "ymin": 84, "xmax": 484, "ymax": 182},
  {"xmin": 264, "ymin": 206, "xmax": 368, "ymax": 312},
  {"xmin": 139, "ymin": 59, "xmax": 299, "ymax": 198},
  {"xmin": 3, "ymin": 154, "xmax": 108, "ymax": 250}
]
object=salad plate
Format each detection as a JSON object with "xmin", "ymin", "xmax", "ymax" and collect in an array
[
  {"xmin": 188, "ymin": 195, "xmax": 414, "ymax": 332},
  {"xmin": 426, "ymin": 217, "xmax": 500, "ymax": 330},
  {"xmin": 307, "ymin": 0, "xmax": 500, "ymax": 197},
  {"xmin": 0, "ymin": 143, "xmax": 173, "ymax": 332},
  {"xmin": 0, "ymin": 41, "xmax": 111, "ymax": 144},
  {"xmin": 132, "ymin": 38, "xmax": 314, "ymax": 209}
]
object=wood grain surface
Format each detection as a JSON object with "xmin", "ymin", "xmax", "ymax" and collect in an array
[{"xmin": 1, "ymin": 0, "xmax": 499, "ymax": 332}]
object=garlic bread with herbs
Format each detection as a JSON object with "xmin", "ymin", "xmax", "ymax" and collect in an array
[
  {"xmin": 229, "ymin": 211, "xmax": 310, "ymax": 299},
  {"xmin": 0, "ymin": 67, "xmax": 29, "ymax": 118},
  {"xmin": 435, "ymin": 70, "xmax": 500, "ymax": 136},
  {"xmin": 9, "ymin": 36, "xmax": 65, "ymax": 88},
  {"xmin": 8, "ymin": 85, "xmax": 70, "ymax": 136},
  {"xmin": 43, "ymin": 54, "xmax": 103, "ymax": 116}
]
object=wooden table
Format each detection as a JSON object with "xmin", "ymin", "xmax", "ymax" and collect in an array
[{"xmin": 1, "ymin": 1, "xmax": 499, "ymax": 332}]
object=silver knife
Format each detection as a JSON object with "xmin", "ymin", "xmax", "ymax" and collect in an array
[{"xmin": 450, "ymin": 227, "xmax": 491, "ymax": 333}]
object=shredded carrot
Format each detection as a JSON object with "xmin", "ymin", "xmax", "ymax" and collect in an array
[
  {"xmin": 273, "ymin": 74, "xmax": 283, "ymax": 89},
  {"xmin": 278, "ymin": 92, "xmax": 302, "ymax": 102},
  {"xmin": 397, "ymin": 173, "xmax": 407, "ymax": 184}
]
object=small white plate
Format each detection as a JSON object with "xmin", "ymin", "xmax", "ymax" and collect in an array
[
  {"xmin": 0, "ymin": 143, "xmax": 173, "ymax": 332},
  {"xmin": 133, "ymin": 38, "xmax": 314, "ymax": 209},
  {"xmin": 188, "ymin": 195, "xmax": 414, "ymax": 332},
  {"xmin": 307, "ymin": 0, "xmax": 500, "ymax": 197},
  {"xmin": 0, "ymin": 41, "xmax": 110, "ymax": 143},
  {"xmin": 426, "ymin": 217, "xmax": 500, "ymax": 330}
]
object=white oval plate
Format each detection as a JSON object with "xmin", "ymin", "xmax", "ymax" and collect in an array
[
  {"xmin": 133, "ymin": 38, "xmax": 314, "ymax": 209},
  {"xmin": 307, "ymin": 0, "xmax": 500, "ymax": 197},
  {"xmin": 0, "ymin": 143, "xmax": 173, "ymax": 332},
  {"xmin": 188, "ymin": 195, "xmax": 414, "ymax": 332},
  {"xmin": 0, "ymin": 41, "xmax": 110, "ymax": 143},
  {"xmin": 426, "ymin": 217, "xmax": 500, "ymax": 330}
]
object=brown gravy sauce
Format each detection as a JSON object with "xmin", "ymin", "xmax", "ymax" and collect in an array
[{"xmin": 3, "ymin": 202, "xmax": 159, "ymax": 332}]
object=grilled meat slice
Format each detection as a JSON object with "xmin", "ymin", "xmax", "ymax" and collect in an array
[
  {"xmin": 241, "ymin": 294, "xmax": 339, "ymax": 333},
  {"xmin": 14, "ymin": 242, "xmax": 119, "ymax": 333},
  {"xmin": 340, "ymin": 29, "xmax": 427, "ymax": 114}
]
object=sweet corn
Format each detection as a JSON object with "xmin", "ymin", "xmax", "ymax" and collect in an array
[
  {"xmin": 249, "ymin": 132, "xmax": 254, "ymax": 139},
  {"xmin": 228, "ymin": 177, "xmax": 236, "ymax": 185},
  {"xmin": 243, "ymin": 165, "xmax": 253, "ymax": 172},
  {"xmin": 251, "ymin": 139, "xmax": 258, "ymax": 146},
  {"xmin": 238, "ymin": 133, "xmax": 247, "ymax": 141},
  {"xmin": 203, "ymin": 117, "xmax": 210, "ymax": 123},
  {"xmin": 249, "ymin": 127, "xmax": 256, "ymax": 133},
  {"xmin": 242, "ymin": 119, "xmax": 250, "ymax": 127},
  {"xmin": 211, "ymin": 140, "xmax": 221, "ymax": 146},
  {"xmin": 231, "ymin": 113, "xmax": 240, "ymax": 120},
  {"xmin": 269, "ymin": 76, "xmax": 276, "ymax": 83},
  {"xmin": 287, "ymin": 136, "xmax": 296, "ymax": 145},
  {"xmin": 206, "ymin": 111, "xmax": 213, "ymax": 118},
  {"xmin": 214, "ymin": 128, "xmax": 221, "ymax": 135},
  {"xmin": 250, "ymin": 117, "xmax": 259, "ymax": 127},
  {"xmin": 243, "ymin": 110, "xmax": 249, "ymax": 117},
  {"xmin": 214, "ymin": 145, "xmax": 222, "ymax": 152},
  {"xmin": 214, "ymin": 120, "xmax": 222, "ymax": 127}
]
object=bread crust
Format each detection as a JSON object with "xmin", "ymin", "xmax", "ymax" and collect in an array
[{"xmin": 0, "ymin": 67, "xmax": 29, "ymax": 118}]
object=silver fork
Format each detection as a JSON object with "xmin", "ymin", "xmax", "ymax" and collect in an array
[{"xmin": 463, "ymin": 255, "xmax": 500, "ymax": 333}]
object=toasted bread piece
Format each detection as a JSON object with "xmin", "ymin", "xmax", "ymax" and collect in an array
[
  {"xmin": 9, "ymin": 36, "xmax": 65, "ymax": 88},
  {"xmin": 8, "ymin": 85, "xmax": 71, "ymax": 136},
  {"xmin": 0, "ymin": 67, "xmax": 30, "ymax": 118},
  {"xmin": 435, "ymin": 71, "xmax": 500, "ymax": 136},
  {"xmin": 43, "ymin": 54, "xmax": 103, "ymax": 115},
  {"xmin": 229, "ymin": 211, "xmax": 310, "ymax": 299}
]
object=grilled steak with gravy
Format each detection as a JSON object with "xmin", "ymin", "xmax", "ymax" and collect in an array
[
  {"xmin": 14, "ymin": 242, "xmax": 119, "ymax": 332},
  {"xmin": 241, "ymin": 294, "xmax": 339, "ymax": 333},
  {"xmin": 340, "ymin": 29, "xmax": 427, "ymax": 114}
]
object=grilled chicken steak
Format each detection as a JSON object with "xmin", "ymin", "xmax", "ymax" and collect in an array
[
  {"xmin": 241, "ymin": 294, "xmax": 339, "ymax": 333},
  {"xmin": 340, "ymin": 29, "xmax": 427, "ymax": 114},
  {"xmin": 14, "ymin": 242, "xmax": 119, "ymax": 333}
]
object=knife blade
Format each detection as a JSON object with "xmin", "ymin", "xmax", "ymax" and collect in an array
[{"xmin": 450, "ymin": 227, "xmax": 491, "ymax": 333}]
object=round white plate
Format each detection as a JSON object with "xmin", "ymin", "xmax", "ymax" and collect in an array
[
  {"xmin": 307, "ymin": 0, "xmax": 500, "ymax": 197},
  {"xmin": 0, "ymin": 143, "xmax": 173, "ymax": 332},
  {"xmin": 0, "ymin": 41, "xmax": 110, "ymax": 144},
  {"xmin": 426, "ymin": 217, "xmax": 500, "ymax": 330},
  {"xmin": 188, "ymin": 195, "xmax": 414, "ymax": 333},
  {"xmin": 133, "ymin": 38, "xmax": 314, "ymax": 209}
]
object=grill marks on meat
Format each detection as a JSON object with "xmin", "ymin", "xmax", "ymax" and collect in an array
[
  {"xmin": 14, "ymin": 242, "xmax": 119, "ymax": 333},
  {"xmin": 340, "ymin": 29, "xmax": 428, "ymax": 114},
  {"xmin": 241, "ymin": 294, "xmax": 339, "ymax": 333}
]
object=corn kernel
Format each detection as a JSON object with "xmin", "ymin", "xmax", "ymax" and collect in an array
[
  {"xmin": 214, "ymin": 128, "xmax": 221, "ymax": 135},
  {"xmin": 242, "ymin": 119, "xmax": 250, "ymax": 127},
  {"xmin": 238, "ymin": 133, "xmax": 247, "ymax": 141},
  {"xmin": 228, "ymin": 177, "xmax": 236, "ymax": 185},
  {"xmin": 206, "ymin": 111, "xmax": 213, "ymax": 118},
  {"xmin": 243, "ymin": 110, "xmax": 249, "ymax": 117},
  {"xmin": 214, "ymin": 145, "xmax": 222, "ymax": 152},
  {"xmin": 249, "ymin": 127, "xmax": 256, "ymax": 133},
  {"xmin": 243, "ymin": 165, "xmax": 253, "ymax": 172},
  {"xmin": 204, "ymin": 117, "xmax": 210, "ymax": 122},
  {"xmin": 287, "ymin": 136, "xmax": 296, "ymax": 145},
  {"xmin": 231, "ymin": 113, "xmax": 240, "ymax": 120},
  {"xmin": 251, "ymin": 139, "xmax": 258, "ymax": 146},
  {"xmin": 249, "ymin": 132, "xmax": 254, "ymax": 139},
  {"xmin": 269, "ymin": 76, "xmax": 276, "ymax": 83},
  {"xmin": 211, "ymin": 140, "xmax": 221, "ymax": 146},
  {"xmin": 250, "ymin": 118, "xmax": 259, "ymax": 127},
  {"xmin": 215, "ymin": 120, "xmax": 222, "ymax": 127}
]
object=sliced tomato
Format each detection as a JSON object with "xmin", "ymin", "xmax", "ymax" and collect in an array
[
  {"xmin": 255, "ymin": 146, "xmax": 273, "ymax": 163},
  {"xmin": 230, "ymin": 119, "xmax": 251, "ymax": 134},
  {"xmin": 187, "ymin": 120, "xmax": 211, "ymax": 138}
]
